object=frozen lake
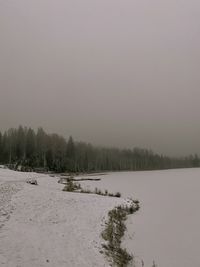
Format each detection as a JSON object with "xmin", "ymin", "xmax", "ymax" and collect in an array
[{"xmin": 81, "ymin": 168, "xmax": 200, "ymax": 267}]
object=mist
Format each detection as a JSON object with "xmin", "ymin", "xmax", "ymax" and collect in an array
[{"xmin": 1, "ymin": 0, "xmax": 200, "ymax": 156}]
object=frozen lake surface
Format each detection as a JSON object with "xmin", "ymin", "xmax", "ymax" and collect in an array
[{"xmin": 81, "ymin": 168, "xmax": 200, "ymax": 267}]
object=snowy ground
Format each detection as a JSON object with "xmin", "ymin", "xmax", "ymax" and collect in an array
[
  {"xmin": 3, "ymin": 168, "xmax": 198, "ymax": 267},
  {"xmin": 0, "ymin": 169, "xmax": 127, "ymax": 267}
]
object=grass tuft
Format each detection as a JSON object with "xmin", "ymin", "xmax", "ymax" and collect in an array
[
  {"xmin": 63, "ymin": 180, "xmax": 121, "ymax": 198},
  {"xmin": 62, "ymin": 180, "xmax": 81, "ymax": 192},
  {"xmin": 101, "ymin": 200, "xmax": 140, "ymax": 267}
]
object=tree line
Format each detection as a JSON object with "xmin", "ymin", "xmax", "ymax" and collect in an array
[{"xmin": 0, "ymin": 126, "xmax": 199, "ymax": 173}]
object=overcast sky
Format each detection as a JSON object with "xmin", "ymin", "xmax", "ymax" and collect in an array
[{"xmin": 0, "ymin": 0, "xmax": 200, "ymax": 156}]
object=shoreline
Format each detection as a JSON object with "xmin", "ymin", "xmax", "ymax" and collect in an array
[{"xmin": 0, "ymin": 169, "xmax": 134, "ymax": 267}]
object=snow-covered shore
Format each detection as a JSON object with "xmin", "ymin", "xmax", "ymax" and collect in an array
[{"xmin": 0, "ymin": 169, "xmax": 127, "ymax": 267}]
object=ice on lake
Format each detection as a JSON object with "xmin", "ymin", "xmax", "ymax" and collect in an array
[{"xmin": 81, "ymin": 168, "xmax": 200, "ymax": 267}]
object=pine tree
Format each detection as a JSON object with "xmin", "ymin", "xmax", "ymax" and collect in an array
[{"xmin": 25, "ymin": 128, "xmax": 36, "ymax": 166}]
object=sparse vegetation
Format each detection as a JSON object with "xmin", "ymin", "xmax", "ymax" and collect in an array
[
  {"xmin": 62, "ymin": 180, "xmax": 81, "ymax": 192},
  {"xmin": 62, "ymin": 179, "xmax": 153, "ymax": 267},
  {"xmin": 62, "ymin": 180, "xmax": 154, "ymax": 267},
  {"xmin": 63, "ymin": 180, "xmax": 122, "ymax": 198},
  {"xmin": 115, "ymin": 192, "xmax": 121, "ymax": 198},
  {"xmin": 101, "ymin": 200, "xmax": 140, "ymax": 267},
  {"xmin": 80, "ymin": 188, "xmax": 92, "ymax": 194}
]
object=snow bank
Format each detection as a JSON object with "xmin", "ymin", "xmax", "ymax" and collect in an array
[{"xmin": 0, "ymin": 169, "xmax": 126, "ymax": 267}]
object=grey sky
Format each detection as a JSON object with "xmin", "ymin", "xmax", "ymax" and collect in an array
[{"xmin": 0, "ymin": 0, "xmax": 200, "ymax": 156}]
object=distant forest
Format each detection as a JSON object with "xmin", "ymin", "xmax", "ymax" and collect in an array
[{"xmin": 0, "ymin": 126, "xmax": 199, "ymax": 173}]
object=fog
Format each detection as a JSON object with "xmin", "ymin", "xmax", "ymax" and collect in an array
[{"xmin": 0, "ymin": 0, "xmax": 200, "ymax": 156}]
